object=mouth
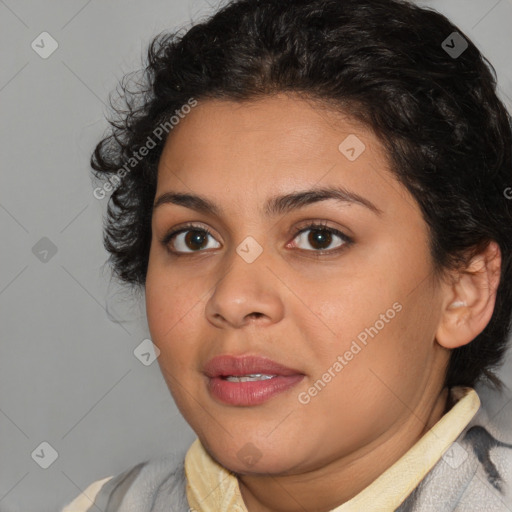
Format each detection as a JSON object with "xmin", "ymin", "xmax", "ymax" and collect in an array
[
  {"xmin": 221, "ymin": 374, "xmax": 277, "ymax": 382},
  {"xmin": 203, "ymin": 354, "xmax": 305, "ymax": 406}
]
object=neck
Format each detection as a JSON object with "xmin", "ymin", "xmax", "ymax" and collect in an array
[{"xmin": 237, "ymin": 386, "xmax": 449, "ymax": 512}]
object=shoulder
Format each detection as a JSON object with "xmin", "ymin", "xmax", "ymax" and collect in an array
[
  {"xmin": 60, "ymin": 449, "xmax": 189, "ymax": 512},
  {"xmin": 404, "ymin": 391, "xmax": 512, "ymax": 511},
  {"xmin": 459, "ymin": 419, "xmax": 512, "ymax": 507}
]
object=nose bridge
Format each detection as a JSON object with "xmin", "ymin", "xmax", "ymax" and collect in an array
[
  {"xmin": 219, "ymin": 234, "xmax": 270, "ymax": 301},
  {"xmin": 205, "ymin": 234, "xmax": 284, "ymax": 326}
]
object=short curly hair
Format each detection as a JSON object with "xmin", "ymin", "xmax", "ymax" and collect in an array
[{"xmin": 91, "ymin": 0, "xmax": 512, "ymax": 391}]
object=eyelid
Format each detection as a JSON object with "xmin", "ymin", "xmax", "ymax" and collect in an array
[
  {"xmin": 159, "ymin": 222, "xmax": 217, "ymax": 247},
  {"xmin": 288, "ymin": 221, "xmax": 353, "ymax": 254},
  {"xmin": 291, "ymin": 219, "xmax": 350, "ymax": 238}
]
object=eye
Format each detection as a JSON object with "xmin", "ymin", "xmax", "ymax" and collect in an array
[
  {"xmin": 289, "ymin": 221, "xmax": 352, "ymax": 254},
  {"xmin": 161, "ymin": 223, "xmax": 220, "ymax": 254},
  {"xmin": 160, "ymin": 221, "xmax": 353, "ymax": 256}
]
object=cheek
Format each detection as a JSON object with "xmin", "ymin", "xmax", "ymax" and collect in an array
[
  {"xmin": 146, "ymin": 261, "xmax": 196, "ymax": 332},
  {"xmin": 146, "ymin": 279, "xmax": 189, "ymax": 363},
  {"xmin": 145, "ymin": 283, "xmax": 172, "ymax": 341},
  {"xmin": 145, "ymin": 271, "xmax": 209, "ymax": 370},
  {"xmin": 308, "ymin": 262, "xmax": 434, "ymax": 393}
]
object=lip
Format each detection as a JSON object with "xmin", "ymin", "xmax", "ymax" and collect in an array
[
  {"xmin": 204, "ymin": 355, "xmax": 305, "ymax": 406},
  {"xmin": 204, "ymin": 354, "xmax": 303, "ymax": 378}
]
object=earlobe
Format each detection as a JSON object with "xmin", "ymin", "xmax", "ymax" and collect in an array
[{"xmin": 436, "ymin": 241, "xmax": 501, "ymax": 350}]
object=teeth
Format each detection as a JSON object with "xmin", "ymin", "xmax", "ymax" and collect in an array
[{"xmin": 224, "ymin": 374, "xmax": 276, "ymax": 382}]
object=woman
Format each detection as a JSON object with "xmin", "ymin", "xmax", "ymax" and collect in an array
[{"xmin": 62, "ymin": 0, "xmax": 512, "ymax": 510}]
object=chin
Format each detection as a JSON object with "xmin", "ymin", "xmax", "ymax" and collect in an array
[
  {"xmin": 204, "ymin": 437, "xmax": 306, "ymax": 476},
  {"xmin": 221, "ymin": 454, "xmax": 300, "ymax": 476}
]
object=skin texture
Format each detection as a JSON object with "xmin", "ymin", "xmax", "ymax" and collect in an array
[{"xmin": 145, "ymin": 93, "xmax": 501, "ymax": 512}]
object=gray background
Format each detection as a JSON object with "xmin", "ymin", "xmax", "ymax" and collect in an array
[{"xmin": 1, "ymin": 1, "xmax": 511, "ymax": 511}]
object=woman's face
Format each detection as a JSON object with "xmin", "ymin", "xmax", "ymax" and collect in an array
[{"xmin": 145, "ymin": 93, "xmax": 450, "ymax": 475}]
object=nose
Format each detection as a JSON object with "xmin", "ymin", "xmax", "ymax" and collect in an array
[{"xmin": 204, "ymin": 249, "xmax": 285, "ymax": 329}]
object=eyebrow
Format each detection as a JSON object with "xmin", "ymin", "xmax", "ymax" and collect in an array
[{"xmin": 152, "ymin": 185, "xmax": 382, "ymax": 217}]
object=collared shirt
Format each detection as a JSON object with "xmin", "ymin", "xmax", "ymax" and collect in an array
[
  {"xmin": 63, "ymin": 386, "xmax": 481, "ymax": 511},
  {"xmin": 184, "ymin": 386, "xmax": 480, "ymax": 511}
]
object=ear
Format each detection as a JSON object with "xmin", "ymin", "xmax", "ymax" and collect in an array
[{"xmin": 436, "ymin": 241, "xmax": 502, "ymax": 350}]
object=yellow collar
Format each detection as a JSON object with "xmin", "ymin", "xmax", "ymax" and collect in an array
[{"xmin": 185, "ymin": 386, "xmax": 480, "ymax": 511}]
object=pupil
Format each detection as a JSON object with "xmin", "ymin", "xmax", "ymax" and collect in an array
[
  {"xmin": 309, "ymin": 229, "xmax": 331, "ymax": 249},
  {"xmin": 186, "ymin": 230, "xmax": 207, "ymax": 250}
]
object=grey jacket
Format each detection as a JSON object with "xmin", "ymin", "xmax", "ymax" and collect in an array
[{"xmin": 70, "ymin": 403, "xmax": 512, "ymax": 511}]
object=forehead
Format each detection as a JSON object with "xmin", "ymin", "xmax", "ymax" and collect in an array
[
  {"xmin": 152, "ymin": 95, "xmax": 429, "ymax": 248},
  {"xmin": 164, "ymin": 94, "xmax": 376, "ymax": 151},
  {"xmin": 158, "ymin": 94, "xmax": 387, "ymax": 181},
  {"xmin": 152, "ymin": 94, "xmax": 420, "ymax": 224}
]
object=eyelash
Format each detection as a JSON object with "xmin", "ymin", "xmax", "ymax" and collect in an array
[{"xmin": 160, "ymin": 221, "xmax": 353, "ymax": 257}]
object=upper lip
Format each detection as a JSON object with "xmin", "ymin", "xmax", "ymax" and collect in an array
[{"xmin": 203, "ymin": 355, "xmax": 304, "ymax": 378}]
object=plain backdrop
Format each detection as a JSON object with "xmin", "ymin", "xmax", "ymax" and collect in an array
[{"xmin": 1, "ymin": 1, "xmax": 511, "ymax": 511}]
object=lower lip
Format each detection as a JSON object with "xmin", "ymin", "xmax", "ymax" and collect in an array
[{"xmin": 207, "ymin": 375, "xmax": 305, "ymax": 406}]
